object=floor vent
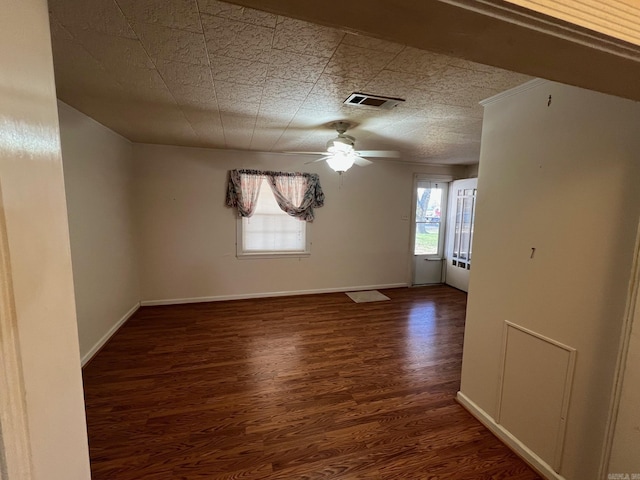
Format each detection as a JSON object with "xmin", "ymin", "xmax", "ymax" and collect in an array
[{"xmin": 344, "ymin": 92, "xmax": 405, "ymax": 109}]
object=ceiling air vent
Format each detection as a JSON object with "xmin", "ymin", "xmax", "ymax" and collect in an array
[{"xmin": 344, "ymin": 92, "xmax": 405, "ymax": 109}]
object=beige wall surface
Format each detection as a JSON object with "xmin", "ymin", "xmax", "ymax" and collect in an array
[
  {"xmin": 608, "ymin": 292, "xmax": 640, "ymax": 474},
  {"xmin": 59, "ymin": 102, "xmax": 140, "ymax": 362},
  {"xmin": 460, "ymin": 81, "xmax": 640, "ymax": 479},
  {"xmin": 0, "ymin": 1, "xmax": 91, "ymax": 479},
  {"xmin": 465, "ymin": 163, "xmax": 479, "ymax": 178},
  {"xmin": 133, "ymin": 144, "xmax": 465, "ymax": 302}
]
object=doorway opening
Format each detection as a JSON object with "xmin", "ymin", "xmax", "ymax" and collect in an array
[{"xmin": 411, "ymin": 177, "xmax": 449, "ymax": 286}]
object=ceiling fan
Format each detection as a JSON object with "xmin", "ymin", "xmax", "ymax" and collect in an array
[{"xmin": 289, "ymin": 121, "xmax": 400, "ymax": 174}]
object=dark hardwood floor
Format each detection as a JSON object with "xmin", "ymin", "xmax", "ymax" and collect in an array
[{"xmin": 83, "ymin": 286, "xmax": 541, "ymax": 479}]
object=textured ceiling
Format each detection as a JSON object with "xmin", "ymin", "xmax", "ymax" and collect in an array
[{"xmin": 48, "ymin": 0, "xmax": 532, "ymax": 164}]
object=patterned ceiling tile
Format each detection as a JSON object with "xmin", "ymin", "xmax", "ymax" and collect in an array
[
  {"xmin": 220, "ymin": 114, "xmax": 257, "ymax": 148},
  {"xmin": 310, "ymin": 74, "xmax": 365, "ymax": 99},
  {"xmin": 48, "ymin": 0, "xmax": 137, "ymax": 38},
  {"xmin": 135, "ymin": 22, "xmax": 209, "ymax": 65},
  {"xmin": 457, "ymin": 67, "xmax": 533, "ymax": 92},
  {"xmin": 446, "ymin": 56, "xmax": 499, "ymax": 73},
  {"xmin": 412, "ymin": 66, "xmax": 481, "ymax": 94},
  {"xmin": 258, "ymin": 97, "xmax": 304, "ymax": 117},
  {"xmin": 68, "ymin": 28, "xmax": 155, "ymax": 69},
  {"xmin": 250, "ymin": 117, "xmax": 296, "ymax": 150},
  {"xmin": 217, "ymin": 98, "xmax": 260, "ymax": 116},
  {"xmin": 300, "ymin": 94, "xmax": 345, "ymax": 114},
  {"xmin": 180, "ymin": 108, "xmax": 225, "ymax": 141},
  {"xmin": 49, "ymin": 16, "xmax": 75, "ymax": 41},
  {"xmin": 51, "ymin": 37, "xmax": 119, "ymax": 96},
  {"xmin": 115, "ymin": 64, "xmax": 170, "ymax": 93},
  {"xmin": 341, "ymin": 33, "xmax": 405, "ymax": 55},
  {"xmin": 210, "ymin": 55, "xmax": 268, "ymax": 85},
  {"xmin": 201, "ymin": 14, "xmax": 274, "ymax": 63},
  {"xmin": 155, "ymin": 59, "xmax": 213, "ymax": 89},
  {"xmin": 114, "ymin": 75, "xmax": 177, "ymax": 107},
  {"xmin": 273, "ymin": 17, "xmax": 344, "ymax": 58},
  {"xmin": 268, "ymin": 49, "xmax": 329, "ymax": 83},
  {"xmin": 409, "ymin": 103, "xmax": 482, "ymax": 120},
  {"xmin": 120, "ymin": 105, "xmax": 198, "ymax": 144},
  {"xmin": 215, "ymin": 81, "xmax": 264, "ymax": 105},
  {"xmin": 115, "ymin": 0, "xmax": 202, "ymax": 32},
  {"xmin": 262, "ymin": 77, "xmax": 314, "ymax": 100},
  {"xmin": 170, "ymin": 84, "xmax": 219, "ymax": 109},
  {"xmin": 385, "ymin": 46, "xmax": 451, "ymax": 77},
  {"xmin": 429, "ymin": 85, "xmax": 497, "ymax": 108},
  {"xmin": 323, "ymin": 44, "xmax": 396, "ymax": 81},
  {"xmin": 196, "ymin": 0, "xmax": 277, "ymax": 28},
  {"xmin": 287, "ymin": 108, "xmax": 334, "ymax": 129},
  {"xmin": 48, "ymin": 0, "xmax": 534, "ymax": 163},
  {"xmin": 364, "ymin": 69, "xmax": 422, "ymax": 98}
]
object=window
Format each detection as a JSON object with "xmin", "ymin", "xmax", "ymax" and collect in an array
[
  {"xmin": 237, "ymin": 178, "xmax": 310, "ymax": 258},
  {"xmin": 226, "ymin": 169, "xmax": 323, "ymax": 258},
  {"xmin": 452, "ymin": 188, "xmax": 476, "ymax": 270}
]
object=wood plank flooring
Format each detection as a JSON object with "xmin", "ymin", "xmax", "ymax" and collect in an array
[{"xmin": 83, "ymin": 286, "xmax": 541, "ymax": 479}]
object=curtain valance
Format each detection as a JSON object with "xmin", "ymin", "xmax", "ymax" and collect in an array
[{"xmin": 226, "ymin": 169, "xmax": 324, "ymax": 221}]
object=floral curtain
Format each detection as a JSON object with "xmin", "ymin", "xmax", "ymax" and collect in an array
[
  {"xmin": 226, "ymin": 169, "xmax": 324, "ymax": 221},
  {"xmin": 225, "ymin": 169, "xmax": 263, "ymax": 217}
]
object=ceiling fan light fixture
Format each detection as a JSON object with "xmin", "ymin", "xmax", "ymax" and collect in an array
[
  {"xmin": 327, "ymin": 140, "xmax": 354, "ymax": 155},
  {"xmin": 326, "ymin": 151, "xmax": 355, "ymax": 173}
]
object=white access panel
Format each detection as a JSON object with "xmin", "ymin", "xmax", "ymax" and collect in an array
[{"xmin": 497, "ymin": 322, "xmax": 576, "ymax": 472}]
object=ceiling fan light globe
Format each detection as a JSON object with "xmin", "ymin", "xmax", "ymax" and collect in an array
[
  {"xmin": 326, "ymin": 152, "xmax": 355, "ymax": 173},
  {"xmin": 328, "ymin": 142, "xmax": 352, "ymax": 155}
]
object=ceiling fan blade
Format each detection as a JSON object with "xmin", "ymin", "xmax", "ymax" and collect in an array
[
  {"xmin": 304, "ymin": 156, "xmax": 331, "ymax": 164},
  {"xmin": 355, "ymin": 150, "xmax": 400, "ymax": 158},
  {"xmin": 354, "ymin": 157, "xmax": 373, "ymax": 167},
  {"xmin": 283, "ymin": 151, "xmax": 327, "ymax": 156}
]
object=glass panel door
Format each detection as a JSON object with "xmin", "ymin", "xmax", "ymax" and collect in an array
[
  {"xmin": 412, "ymin": 180, "xmax": 448, "ymax": 285},
  {"xmin": 445, "ymin": 178, "xmax": 478, "ymax": 292}
]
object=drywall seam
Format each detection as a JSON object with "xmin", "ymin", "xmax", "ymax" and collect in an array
[
  {"xmin": 140, "ymin": 283, "xmax": 409, "ymax": 306},
  {"xmin": 457, "ymin": 391, "xmax": 565, "ymax": 480},
  {"xmin": 81, "ymin": 302, "xmax": 140, "ymax": 366}
]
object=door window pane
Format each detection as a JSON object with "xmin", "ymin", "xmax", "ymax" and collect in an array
[
  {"xmin": 451, "ymin": 188, "xmax": 477, "ymax": 268},
  {"xmin": 414, "ymin": 186, "xmax": 443, "ymax": 255}
]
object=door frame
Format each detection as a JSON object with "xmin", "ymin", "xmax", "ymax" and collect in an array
[{"xmin": 409, "ymin": 174, "xmax": 453, "ymax": 286}]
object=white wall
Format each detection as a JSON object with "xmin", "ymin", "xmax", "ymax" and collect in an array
[
  {"xmin": 459, "ymin": 80, "xmax": 640, "ymax": 479},
  {"xmin": 0, "ymin": 0, "xmax": 91, "ymax": 478},
  {"xmin": 133, "ymin": 144, "xmax": 465, "ymax": 303},
  {"xmin": 59, "ymin": 102, "xmax": 140, "ymax": 364}
]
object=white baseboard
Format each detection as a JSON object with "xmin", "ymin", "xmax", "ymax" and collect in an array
[
  {"xmin": 81, "ymin": 302, "xmax": 140, "ymax": 366},
  {"xmin": 456, "ymin": 391, "xmax": 566, "ymax": 480},
  {"xmin": 140, "ymin": 283, "xmax": 409, "ymax": 306}
]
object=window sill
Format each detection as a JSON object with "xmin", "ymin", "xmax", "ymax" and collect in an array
[{"xmin": 237, "ymin": 252, "xmax": 310, "ymax": 260}]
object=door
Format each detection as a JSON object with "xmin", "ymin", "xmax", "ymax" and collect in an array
[
  {"xmin": 445, "ymin": 178, "xmax": 478, "ymax": 292},
  {"xmin": 412, "ymin": 179, "xmax": 448, "ymax": 285}
]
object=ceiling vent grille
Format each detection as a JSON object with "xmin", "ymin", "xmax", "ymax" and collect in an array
[{"xmin": 344, "ymin": 92, "xmax": 405, "ymax": 109}]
